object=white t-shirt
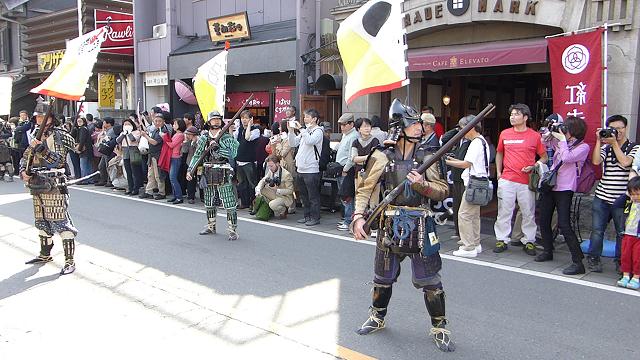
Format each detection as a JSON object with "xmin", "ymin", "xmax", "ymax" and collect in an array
[{"xmin": 462, "ymin": 136, "xmax": 490, "ymax": 186}]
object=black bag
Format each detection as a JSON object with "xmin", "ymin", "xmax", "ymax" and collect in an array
[
  {"xmin": 313, "ymin": 130, "xmax": 332, "ymax": 171},
  {"xmin": 538, "ymin": 165, "xmax": 560, "ymax": 193},
  {"xmin": 324, "ymin": 162, "xmax": 342, "ymax": 178},
  {"xmin": 98, "ymin": 137, "xmax": 116, "ymax": 156},
  {"xmin": 464, "ymin": 138, "xmax": 493, "ymax": 206}
]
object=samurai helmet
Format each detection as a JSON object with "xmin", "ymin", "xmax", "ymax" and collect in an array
[
  {"xmin": 208, "ymin": 110, "xmax": 223, "ymax": 129},
  {"xmin": 33, "ymin": 97, "xmax": 50, "ymax": 116},
  {"xmin": 388, "ymin": 98, "xmax": 422, "ymax": 143}
]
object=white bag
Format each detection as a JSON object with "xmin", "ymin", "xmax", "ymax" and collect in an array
[{"xmin": 138, "ymin": 136, "xmax": 149, "ymax": 155}]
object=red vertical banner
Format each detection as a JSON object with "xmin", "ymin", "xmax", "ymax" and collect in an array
[
  {"xmin": 548, "ymin": 29, "xmax": 603, "ymax": 149},
  {"xmin": 273, "ymin": 86, "xmax": 295, "ymax": 123}
]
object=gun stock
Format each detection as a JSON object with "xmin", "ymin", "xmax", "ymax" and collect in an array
[
  {"xmin": 188, "ymin": 93, "xmax": 255, "ymax": 177},
  {"xmin": 362, "ymin": 103, "xmax": 496, "ymax": 234}
]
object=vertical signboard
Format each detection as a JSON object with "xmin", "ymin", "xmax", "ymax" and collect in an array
[{"xmin": 98, "ymin": 73, "xmax": 115, "ymax": 108}]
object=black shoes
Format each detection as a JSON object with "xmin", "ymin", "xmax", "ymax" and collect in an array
[
  {"xmin": 563, "ymin": 261, "xmax": 586, "ymax": 275},
  {"xmin": 523, "ymin": 243, "xmax": 537, "ymax": 256},
  {"xmin": 139, "ymin": 193, "xmax": 153, "ymax": 199},
  {"xmin": 587, "ymin": 257, "xmax": 603, "ymax": 273},
  {"xmin": 493, "ymin": 241, "xmax": 508, "ymax": 253},
  {"xmin": 534, "ymin": 251, "xmax": 553, "ymax": 262}
]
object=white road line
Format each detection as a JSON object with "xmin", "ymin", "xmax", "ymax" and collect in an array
[{"xmin": 24, "ymin": 186, "xmax": 640, "ymax": 298}]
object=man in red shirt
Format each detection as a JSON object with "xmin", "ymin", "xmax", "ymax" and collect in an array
[{"xmin": 494, "ymin": 104, "xmax": 548, "ymax": 256}]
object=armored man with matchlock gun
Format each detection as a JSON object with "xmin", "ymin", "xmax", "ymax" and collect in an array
[{"xmin": 20, "ymin": 100, "xmax": 79, "ymax": 275}]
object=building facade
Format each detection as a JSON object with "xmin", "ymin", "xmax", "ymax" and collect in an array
[
  {"xmin": 134, "ymin": 0, "xmax": 338, "ymax": 125},
  {"xmin": 330, "ymin": 0, "xmax": 640, "ymax": 141}
]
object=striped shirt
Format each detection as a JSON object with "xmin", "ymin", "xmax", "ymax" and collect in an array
[{"xmin": 594, "ymin": 142, "xmax": 639, "ymax": 203}]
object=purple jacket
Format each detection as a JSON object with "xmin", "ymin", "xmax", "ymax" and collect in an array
[{"xmin": 545, "ymin": 138, "xmax": 590, "ymax": 192}]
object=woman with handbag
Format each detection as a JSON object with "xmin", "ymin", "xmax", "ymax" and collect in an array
[
  {"xmin": 535, "ymin": 116, "xmax": 590, "ymax": 275},
  {"xmin": 446, "ymin": 120, "xmax": 491, "ymax": 258},
  {"xmin": 162, "ymin": 119, "xmax": 186, "ymax": 204},
  {"xmin": 116, "ymin": 118, "xmax": 144, "ymax": 196}
]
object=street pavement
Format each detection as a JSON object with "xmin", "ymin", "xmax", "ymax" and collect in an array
[{"xmin": 1, "ymin": 180, "xmax": 638, "ymax": 360}]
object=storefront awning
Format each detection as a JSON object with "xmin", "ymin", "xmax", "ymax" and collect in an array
[{"xmin": 408, "ymin": 38, "xmax": 547, "ymax": 72}]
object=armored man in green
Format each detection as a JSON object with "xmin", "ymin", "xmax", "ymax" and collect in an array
[{"xmin": 187, "ymin": 111, "xmax": 240, "ymax": 241}]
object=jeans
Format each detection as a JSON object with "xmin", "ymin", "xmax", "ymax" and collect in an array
[
  {"xmin": 169, "ymin": 157, "xmax": 183, "ymax": 200},
  {"xmin": 539, "ymin": 191, "xmax": 583, "ymax": 263},
  {"xmin": 297, "ymin": 172, "xmax": 321, "ymax": 221},
  {"xmin": 69, "ymin": 152, "xmax": 81, "ymax": 179},
  {"xmin": 79, "ymin": 155, "xmax": 94, "ymax": 184},
  {"xmin": 587, "ymin": 196, "xmax": 625, "ymax": 260}
]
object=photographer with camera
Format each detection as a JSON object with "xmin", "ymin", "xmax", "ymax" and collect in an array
[
  {"xmin": 535, "ymin": 116, "xmax": 590, "ymax": 274},
  {"xmin": 587, "ymin": 115, "xmax": 639, "ymax": 272},
  {"xmin": 254, "ymin": 155, "xmax": 295, "ymax": 220}
]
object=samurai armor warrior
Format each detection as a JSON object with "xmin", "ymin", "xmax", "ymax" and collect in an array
[
  {"xmin": 188, "ymin": 122, "xmax": 240, "ymax": 241},
  {"xmin": 0, "ymin": 138, "xmax": 14, "ymax": 181},
  {"xmin": 352, "ymin": 99, "xmax": 455, "ymax": 352},
  {"xmin": 20, "ymin": 110, "xmax": 78, "ymax": 275}
]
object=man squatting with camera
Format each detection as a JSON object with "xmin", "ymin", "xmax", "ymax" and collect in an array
[
  {"xmin": 254, "ymin": 154, "xmax": 295, "ymax": 219},
  {"xmin": 20, "ymin": 101, "xmax": 79, "ymax": 275}
]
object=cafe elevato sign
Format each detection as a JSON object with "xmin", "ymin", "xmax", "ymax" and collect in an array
[{"xmin": 404, "ymin": 0, "xmax": 544, "ymax": 32}]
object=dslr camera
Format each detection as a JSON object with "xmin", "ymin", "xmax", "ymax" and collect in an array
[
  {"xmin": 599, "ymin": 127, "xmax": 618, "ymax": 138},
  {"xmin": 541, "ymin": 118, "xmax": 567, "ymax": 134},
  {"xmin": 266, "ymin": 176, "xmax": 281, "ymax": 187}
]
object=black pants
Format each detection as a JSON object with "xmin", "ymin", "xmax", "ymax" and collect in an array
[
  {"xmin": 123, "ymin": 158, "xmax": 144, "ymax": 193},
  {"xmin": 451, "ymin": 181, "xmax": 465, "ymax": 237},
  {"xmin": 539, "ymin": 190, "xmax": 584, "ymax": 263},
  {"xmin": 297, "ymin": 172, "xmax": 321, "ymax": 221},
  {"xmin": 237, "ymin": 162, "xmax": 257, "ymax": 207},
  {"xmin": 98, "ymin": 154, "xmax": 114, "ymax": 184},
  {"xmin": 187, "ymin": 175, "xmax": 198, "ymax": 200}
]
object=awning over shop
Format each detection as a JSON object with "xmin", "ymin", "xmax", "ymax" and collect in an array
[{"xmin": 408, "ymin": 38, "xmax": 548, "ymax": 72}]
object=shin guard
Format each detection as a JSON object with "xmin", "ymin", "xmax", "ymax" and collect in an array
[
  {"xmin": 60, "ymin": 238, "xmax": 76, "ymax": 275},
  {"xmin": 356, "ymin": 285, "xmax": 392, "ymax": 335},
  {"xmin": 25, "ymin": 236, "xmax": 54, "ymax": 264},
  {"xmin": 424, "ymin": 289, "xmax": 455, "ymax": 352}
]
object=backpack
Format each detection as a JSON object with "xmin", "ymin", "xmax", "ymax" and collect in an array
[
  {"xmin": 313, "ymin": 130, "xmax": 331, "ymax": 172},
  {"xmin": 575, "ymin": 161, "xmax": 596, "ymax": 194}
]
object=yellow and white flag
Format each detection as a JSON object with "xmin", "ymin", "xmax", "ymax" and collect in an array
[
  {"xmin": 31, "ymin": 27, "xmax": 108, "ymax": 100},
  {"xmin": 337, "ymin": 0, "xmax": 408, "ymax": 104},
  {"xmin": 193, "ymin": 50, "xmax": 228, "ymax": 117}
]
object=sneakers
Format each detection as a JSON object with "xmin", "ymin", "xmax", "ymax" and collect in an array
[
  {"xmin": 139, "ymin": 193, "xmax": 153, "ymax": 199},
  {"xmin": 475, "ymin": 244, "xmax": 482, "ymax": 254},
  {"xmin": 493, "ymin": 241, "xmax": 508, "ymax": 253},
  {"xmin": 153, "ymin": 194, "xmax": 166, "ymax": 200},
  {"xmin": 523, "ymin": 243, "xmax": 537, "ymax": 256},
  {"xmin": 562, "ymin": 262, "xmax": 585, "ymax": 275},
  {"xmin": 297, "ymin": 217, "xmax": 310, "ymax": 224},
  {"xmin": 617, "ymin": 276, "xmax": 630, "ymax": 288},
  {"xmin": 627, "ymin": 278, "xmax": 640, "ymax": 290},
  {"xmin": 305, "ymin": 219, "xmax": 320, "ymax": 226},
  {"xmin": 337, "ymin": 223, "xmax": 350, "ymax": 231},
  {"xmin": 452, "ymin": 247, "xmax": 477, "ymax": 258},
  {"xmin": 587, "ymin": 257, "xmax": 603, "ymax": 273}
]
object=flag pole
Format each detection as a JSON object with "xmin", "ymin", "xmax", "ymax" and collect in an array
[{"xmin": 602, "ymin": 24, "xmax": 608, "ymax": 128}]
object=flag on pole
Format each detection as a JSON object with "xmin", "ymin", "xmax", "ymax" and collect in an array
[
  {"xmin": 193, "ymin": 48, "xmax": 228, "ymax": 117},
  {"xmin": 31, "ymin": 27, "xmax": 108, "ymax": 100},
  {"xmin": 337, "ymin": 0, "xmax": 408, "ymax": 105}
]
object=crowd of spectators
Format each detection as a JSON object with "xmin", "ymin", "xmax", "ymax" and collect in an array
[{"xmin": 2, "ymin": 102, "xmax": 639, "ymax": 288}]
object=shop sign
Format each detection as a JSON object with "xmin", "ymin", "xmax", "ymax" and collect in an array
[
  {"xmin": 37, "ymin": 49, "xmax": 66, "ymax": 73},
  {"xmin": 98, "ymin": 73, "xmax": 116, "ymax": 108},
  {"xmin": 145, "ymin": 71, "xmax": 168, "ymax": 87},
  {"xmin": 404, "ymin": 0, "xmax": 540, "ymax": 31},
  {"xmin": 226, "ymin": 92, "xmax": 269, "ymax": 112},
  {"xmin": 207, "ymin": 12, "xmax": 251, "ymax": 43},
  {"xmin": 273, "ymin": 86, "xmax": 295, "ymax": 123},
  {"xmin": 95, "ymin": 9, "xmax": 134, "ymax": 56},
  {"xmin": 548, "ymin": 29, "xmax": 603, "ymax": 148}
]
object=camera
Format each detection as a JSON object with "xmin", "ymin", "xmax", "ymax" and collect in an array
[
  {"xmin": 599, "ymin": 127, "xmax": 619, "ymax": 138},
  {"xmin": 541, "ymin": 118, "xmax": 566, "ymax": 134},
  {"xmin": 266, "ymin": 176, "xmax": 281, "ymax": 187}
]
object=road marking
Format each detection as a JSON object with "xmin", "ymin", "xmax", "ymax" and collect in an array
[{"xmin": 39, "ymin": 186, "xmax": 640, "ymax": 298}]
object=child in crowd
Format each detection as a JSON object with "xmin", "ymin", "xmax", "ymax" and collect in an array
[{"xmin": 617, "ymin": 176, "xmax": 640, "ymax": 290}]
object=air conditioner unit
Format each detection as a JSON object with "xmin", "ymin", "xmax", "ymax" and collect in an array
[{"xmin": 152, "ymin": 23, "xmax": 167, "ymax": 39}]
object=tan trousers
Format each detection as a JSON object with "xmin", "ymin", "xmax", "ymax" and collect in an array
[
  {"xmin": 260, "ymin": 186, "xmax": 288, "ymax": 216},
  {"xmin": 145, "ymin": 156, "xmax": 165, "ymax": 195},
  {"xmin": 458, "ymin": 190, "xmax": 481, "ymax": 251}
]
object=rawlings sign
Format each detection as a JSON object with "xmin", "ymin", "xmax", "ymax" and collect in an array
[
  {"xmin": 95, "ymin": 9, "xmax": 134, "ymax": 56},
  {"xmin": 548, "ymin": 29, "xmax": 603, "ymax": 148}
]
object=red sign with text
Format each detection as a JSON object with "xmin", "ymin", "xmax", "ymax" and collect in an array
[
  {"xmin": 273, "ymin": 86, "xmax": 295, "ymax": 123},
  {"xmin": 548, "ymin": 29, "xmax": 603, "ymax": 148},
  {"xmin": 95, "ymin": 9, "xmax": 134, "ymax": 56},
  {"xmin": 226, "ymin": 92, "xmax": 270, "ymax": 112}
]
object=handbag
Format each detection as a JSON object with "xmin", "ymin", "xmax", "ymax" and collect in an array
[
  {"xmin": 129, "ymin": 146, "xmax": 142, "ymax": 165},
  {"xmin": 538, "ymin": 162, "xmax": 562, "ymax": 193},
  {"xmin": 465, "ymin": 138, "xmax": 493, "ymax": 206}
]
